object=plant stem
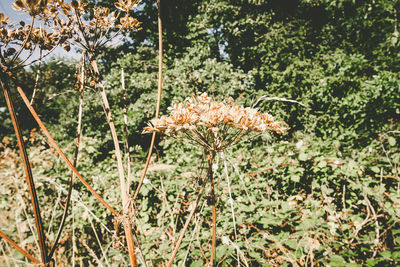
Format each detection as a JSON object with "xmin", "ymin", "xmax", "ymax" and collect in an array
[
  {"xmin": 0, "ymin": 229, "xmax": 40, "ymax": 264},
  {"xmin": 209, "ymin": 151, "xmax": 217, "ymax": 266},
  {"xmin": 90, "ymin": 58, "xmax": 137, "ymax": 267},
  {"xmin": 48, "ymin": 54, "xmax": 86, "ymax": 260},
  {"xmin": 167, "ymin": 162, "xmax": 211, "ymax": 267},
  {"xmin": 0, "ymin": 73, "xmax": 48, "ymax": 264},
  {"xmin": 221, "ymin": 152, "xmax": 241, "ymax": 267},
  {"xmin": 30, "ymin": 48, "xmax": 42, "ymax": 105},
  {"xmin": 121, "ymin": 68, "xmax": 131, "ymax": 196},
  {"xmin": 133, "ymin": 0, "xmax": 163, "ymax": 202}
]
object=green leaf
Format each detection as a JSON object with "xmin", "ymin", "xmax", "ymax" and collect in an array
[
  {"xmin": 260, "ymin": 217, "xmax": 282, "ymax": 227},
  {"xmin": 190, "ymin": 260, "xmax": 204, "ymax": 267},
  {"xmin": 371, "ymin": 166, "xmax": 380, "ymax": 174},
  {"xmin": 298, "ymin": 153, "xmax": 308, "ymax": 161},
  {"xmin": 318, "ymin": 160, "xmax": 327, "ymax": 168},
  {"xmin": 388, "ymin": 136, "xmax": 396, "ymax": 146},
  {"xmin": 380, "ymin": 250, "xmax": 392, "ymax": 259},
  {"xmin": 291, "ymin": 175, "xmax": 300, "ymax": 182},
  {"xmin": 330, "ymin": 255, "xmax": 346, "ymax": 265}
]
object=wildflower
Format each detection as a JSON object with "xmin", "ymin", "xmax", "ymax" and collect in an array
[{"xmin": 143, "ymin": 92, "xmax": 288, "ymax": 152}]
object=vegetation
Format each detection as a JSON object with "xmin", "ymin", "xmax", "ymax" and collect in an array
[{"xmin": 0, "ymin": 0, "xmax": 399, "ymax": 266}]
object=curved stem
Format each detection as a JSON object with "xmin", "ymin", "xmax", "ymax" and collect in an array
[
  {"xmin": 132, "ymin": 0, "xmax": 163, "ymax": 202},
  {"xmin": 1, "ymin": 73, "xmax": 48, "ymax": 264}
]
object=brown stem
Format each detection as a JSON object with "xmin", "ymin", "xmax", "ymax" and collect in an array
[
  {"xmin": 166, "ymin": 166, "xmax": 210, "ymax": 267},
  {"xmin": 90, "ymin": 58, "xmax": 137, "ymax": 267},
  {"xmin": 121, "ymin": 68, "xmax": 132, "ymax": 195},
  {"xmin": 15, "ymin": 85, "xmax": 119, "ymax": 217},
  {"xmin": 0, "ymin": 74, "xmax": 48, "ymax": 264},
  {"xmin": 133, "ymin": 0, "xmax": 163, "ymax": 202},
  {"xmin": 48, "ymin": 54, "xmax": 86, "ymax": 260},
  {"xmin": 0, "ymin": 229, "xmax": 40, "ymax": 264},
  {"xmin": 209, "ymin": 152, "xmax": 217, "ymax": 266}
]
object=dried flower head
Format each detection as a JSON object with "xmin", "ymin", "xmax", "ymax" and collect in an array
[
  {"xmin": 144, "ymin": 93, "xmax": 288, "ymax": 152},
  {"xmin": 1, "ymin": 1, "xmax": 68, "ymax": 71},
  {"xmin": 12, "ymin": 0, "xmax": 50, "ymax": 17},
  {"xmin": 55, "ymin": 0, "xmax": 142, "ymax": 53}
]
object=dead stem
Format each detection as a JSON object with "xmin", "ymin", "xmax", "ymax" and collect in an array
[
  {"xmin": 0, "ymin": 230, "xmax": 40, "ymax": 264},
  {"xmin": 0, "ymin": 74, "xmax": 48, "ymax": 264},
  {"xmin": 167, "ymin": 161, "xmax": 211, "ymax": 267},
  {"xmin": 121, "ymin": 68, "xmax": 131, "ymax": 196},
  {"xmin": 90, "ymin": 58, "xmax": 137, "ymax": 267},
  {"xmin": 133, "ymin": 0, "xmax": 163, "ymax": 204},
  {"xmin": 30, "ymin": 48, "xmax": 42, "ymax": 105}
]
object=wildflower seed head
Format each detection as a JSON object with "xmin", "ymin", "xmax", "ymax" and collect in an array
[
  {"xmin": 144, "ymin": 92, "xmax": 288, "ymax": 152},
  {"xmin": 55, "ymin": 0, "xmax": 142, "ymax": 53}
]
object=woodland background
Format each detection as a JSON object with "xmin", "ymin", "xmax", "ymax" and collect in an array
[{"xmin": 1, "ymin": 0, "xmax": 400, "ymax": 266}]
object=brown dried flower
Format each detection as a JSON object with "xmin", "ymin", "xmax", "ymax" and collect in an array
[
  {"xmin": 54, "ymin": 0, "xmax": 141, "ymax": 53},
  {"xmin": 144, "ymin": 92, "xmax": 288, "ymax": 152}
]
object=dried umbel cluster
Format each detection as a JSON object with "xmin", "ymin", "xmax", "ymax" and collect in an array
[
  {"xmin": 0, "ymin": 0, "xmax": 142, "ymax": 71},
  {"xmin": 0, "ymin": 2, "xmax": 64, "ymax": 63},
  {"xmin": 144, "ymin": 93, "xmax": 288, "ymax": 152},
  {"xmin": 12, "ymin": 0, "xmax": 56, "ymax": 17},
  {"xmin": 56, "ymin": 0, "xmax": 142, "ymax": 52}
]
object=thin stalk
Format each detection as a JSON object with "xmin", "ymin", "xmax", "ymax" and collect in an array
[
  {"xmin": 0, "ymin": 230, "xmax": 40, "ymax": 264},
  {"xmin": 166, "ymin": 170, "xmax": 210, "ymax": 267},
  {"xmin": 121, "ymin": 68, "xmax": 131, "ymax": 196},
  {"xmin": 10, "ymin": 16, "xmax": 34, "ymax": 66},
  {"xmin": 209, "ymin": 152, "xmax": 217, "ymax": 266},
  {"xmin": 48, "ymin": 54, "xmax": 86, "ymax": 260},
  {"xmin": 72, "ymin": 202, "xmax": 76, "ymax": 267},
  {"xmin": 221, "ymin": 151, "xmax": 240, "ymax": 266},
  {"xmin": 30, "ymin": 48, "xmax": 42, "ymax": 105},
  {"xmin": 0, "ymin": 74, "xmax": 48, "ymax": 264},
  {"xmin": 89, "ymin": 58, "xmax": 137, "ymax": 267},
  {"xmin": 89, "ymin": 216, "xmax": 110, "ymax": 266},
  {"xmin": 16, "ymin": 85, "xmax": 119, "ymax": 217},
  {"xmin": 121, "ymin": 68, "xmax": 148, "ymax": 267},
  {"xmin": 132, "ymin": 0, "xmax": 163, "ymax": 202}
]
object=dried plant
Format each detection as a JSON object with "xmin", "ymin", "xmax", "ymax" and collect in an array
[
  {"xmin": 0, "ymin": 1, "xmax": 71, "ymax": 264},
  {"xmin": 144, "ymin": 92, "xmax": 288, "ymax": 266},
  {"xmin": 49, "ymin": 1, "xmax": 143, "ymax": 266},
  {"xmin": 0, "ymin": 1, "xmax": 71, "ymax": 72},
  {"xmin": 54, "ymin": 0, "xmax": 141, "ymax": 55},
  {"xmin": 0, "ymin": 0, "xmax": 142, "ymax": 265},
  {"xmin": 144, "ymin": 92, "xmax": 288, "ymax": 151}
]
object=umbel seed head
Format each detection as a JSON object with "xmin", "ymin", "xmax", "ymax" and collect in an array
[{"xmin": 144, "ymin": 92, "xmax": 288, "ymax": 152}]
